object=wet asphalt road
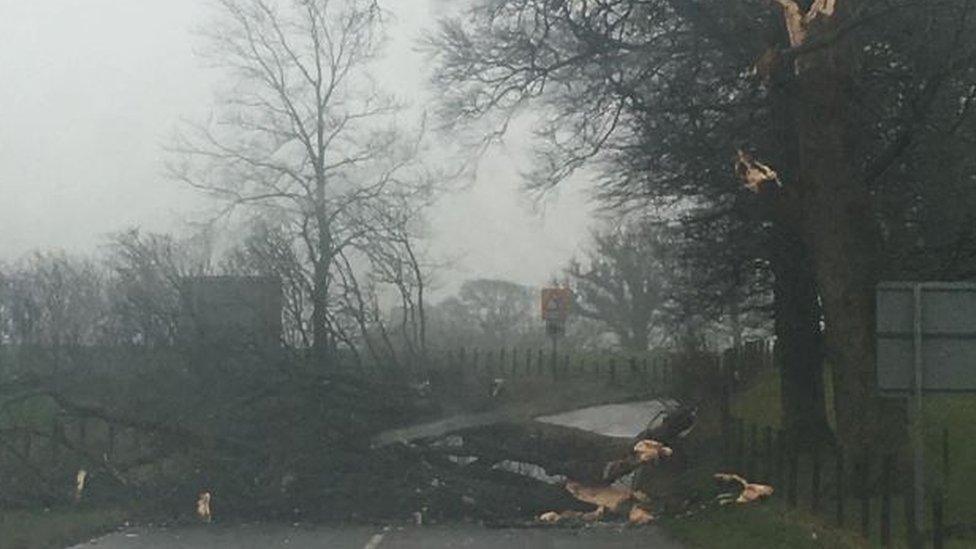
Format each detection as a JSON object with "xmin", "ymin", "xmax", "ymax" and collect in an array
[
  {"xmin": 72, "ymin": 401, "xmax": 684, "ymax": 548},
  {"xmin": 70, "ymin": 523, "xmax": 684, "ymax": 548}
]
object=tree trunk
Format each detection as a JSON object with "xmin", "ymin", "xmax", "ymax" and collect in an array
[
  {"xmin": 762, "ymin": 24, "xmax": 834, "ymax": 451},
  {"xmin": 311, "ymin": 257, "xmax": 330, "ymax": 365},
  {"xmin": 457, "ymin": 421, "xmax": 636, "ymax": 485},
  {"xmin": 791, "ymin": 5, "xmax": 906, "ymax": 455},
  {"xmin": 312, "ymin": 200, "xmax": 333, "ymax": 367},
  {"xmin": 770, "ymin": 220, "xmax": 831, "ymax": 447}
]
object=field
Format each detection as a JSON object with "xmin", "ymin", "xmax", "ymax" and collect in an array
[
  {"xmin": 707, "ymin": 366, "xmax": 976, "ymax": 547},
  {"xmin": 0, "ymin": 508, "xmax": 126, "ymax": 549}
]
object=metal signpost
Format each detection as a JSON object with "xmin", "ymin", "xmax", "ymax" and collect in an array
[
  {"xmin": 876, "ymin": 281, "xmax": 976, "ymax": 545},
  {"xmin": 541, "ymin": 288, "xmax": 573, "ymax": 358}
]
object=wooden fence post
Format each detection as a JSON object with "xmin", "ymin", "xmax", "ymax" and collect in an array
[
  {"xmin": 836, "ymin": 449, "xmax": 845, "ymax": 526},
  {"xmin": 509, "ymin": 348, "xmax": 517, "ymax": 376},
  {"xmin": 860, "ymin": 456, "xmax": 871, "ymax": 539},
  {"xmin": 609, "ymin": 358, "xmax": 617, "ymax": 384},
  {"xmin": 737, "ymin": 419, "xmax": 746, "ymax": 471},
  {"xmin": 629, "ymin": 357, "xmax": 638, "ymax": 379},
  {"xmin": 881, "ymin": 454, "xmax": 892, "ymax": 547},
  {"xmin": 775, "ymin": 430, "xmax": 785, "ymax": 487},
  {"xmin": 942, "ymin": 427, "xmax": 950, "ymax": 480},
  {"xmin": 812, "ymin": 444, "xmax": 822, "ymax": 513},
  {"xmin": 787, "ymin": 442, "xmax": 798, "ymax": 508},
  {"xmin": 747, "ymin": 424, "xmax": 758, "ymax": 481},
  {"xmin": 904, "ymin": 488, "xmax": 917, "ymax": 549}
]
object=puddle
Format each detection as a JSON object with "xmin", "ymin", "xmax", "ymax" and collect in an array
[{"xmin": 534, "ymin": 399, "xmax": 676, "ymax": 438}]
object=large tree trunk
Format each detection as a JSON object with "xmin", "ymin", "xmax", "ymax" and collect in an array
[
  {"xmin": 765, "ymin": 41, "xmax": 833, "ymax": 449},
  {"xmin": 791, "ymin": 3, "xmax": 906, "ymax": 455},
  {"xmin": 458, "ymin": 422, "xmax": 636, "ymax": 485},
  {"xmin": 770, "ymin": 221, "xmax": 831, "ymax": 447}
]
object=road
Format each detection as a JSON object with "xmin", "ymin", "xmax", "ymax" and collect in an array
[
  {"xmin": 536, "ymin": 399, "xmax": 673, "ymax": 438},
  {"xmin": 373, "ymin": 398, "xmax": 672, "ymax": 447},
  {"xmin": 71, "ymin": 523, "xmax": 683, "ymax": 548},
  {"xmin": 73, "ymin": 402, "xmax": 685, "ymax": 548}
]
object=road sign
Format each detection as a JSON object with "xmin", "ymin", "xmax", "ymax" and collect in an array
[
  {"xmin": 876, "ymin": 281, "xmax": 976, "ymax": 544},
  {"xmin": 876, "ymin": 282, "xmax": 976, "ymax": 392},
  {"xmin": 541, "ymin": 288, "xmax": 573, "ymax": 322}
]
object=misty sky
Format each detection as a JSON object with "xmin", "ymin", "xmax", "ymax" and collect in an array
[{"xmin": 0, "ymin": 1, "xmax": 598, "ymax": 297}]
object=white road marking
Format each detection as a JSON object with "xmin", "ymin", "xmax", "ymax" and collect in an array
[{"xmin": 363, "ymin": 533, "xmax": 384, "ymax": 549}]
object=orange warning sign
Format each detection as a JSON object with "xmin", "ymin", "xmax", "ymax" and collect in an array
[{"xmin": 541, "ymin": 288, "xmax": 573, "ymax": 321}]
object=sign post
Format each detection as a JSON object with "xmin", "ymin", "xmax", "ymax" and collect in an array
[
  {"xmin": 877, "ymin": 281, "xmax": 976, "ymax": 547},
  {"xmin": 911, "ymin": 284, "xmax": 924, "ymax": 541},
  {"xmin": 541, "ymin": 288, "xmax": 573, "ymax": 363}
]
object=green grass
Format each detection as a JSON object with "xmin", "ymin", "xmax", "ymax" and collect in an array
[
  {"xmin": 728, "ymin": 362, "xmax": 838, "ymax": 431},
  {"xmin": 921, "ymin": 395, "xmax": 976, "ymax": 532},
  {"xmin": 662, "ymin": 502, "xmax": 867, "ymax": 549},
  {"xmin": 726, "ymin": 367, "xmax": 976, "ymax": 546},
  {"xmin": 0, "ymin": 507, "xmax": 126, "ymax": 549},
  {"xmin": 729, "ymin": 369, "xmax": 783, "ymax": 429}
]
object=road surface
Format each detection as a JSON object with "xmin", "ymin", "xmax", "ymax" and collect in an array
[
  {"xmin": 74, "ymin": 402, "xmax": 686, "ymax": 548},
  {"xmin": 71, "ymin": 523, "xmax": 684, "ymax": 548},
  {"xmin": 536, "ymin": 399, "xmax": 674, "ymax": 438},
  {"xmin": 372, "ymin": 398, "xmax": 672, "ymax": 447}
]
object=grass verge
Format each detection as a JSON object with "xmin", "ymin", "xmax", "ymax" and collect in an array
[
  {"xmin": 661, "ymin": 501, "xmax": 866, "ymax": 549},
  {"xmin": 0, "ymin": 507, "xmax": 127, "ymax": 549},
  {"xmin": 722, "ymin": 366, "xmax": 976, "ymax": 546}
]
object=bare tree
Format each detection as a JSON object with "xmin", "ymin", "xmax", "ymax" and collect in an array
[
  {"xmin": 106, "ymin": 229, "xmax": 215, "ymax": 347},
  {"xmin": 223, "ymin": 219, "xmax": 313, "ymax": 347},
  {"xmin": 444, "ymin": 279, "xmax": 539, "ymax": 349},
  {"xmin": 170, "ymin": 0, "xmax": 434, "ymax": 366},
  {"xmin": 362, "ymin": 202, "xmax": 432, "ymax": 363},
  {"xmin": 0, "ymin": 253, "xmax": 110, "ymax": 347},
  {"xmin": 567, "ymin": 220, "xmax": 673, "ymax": 353}
]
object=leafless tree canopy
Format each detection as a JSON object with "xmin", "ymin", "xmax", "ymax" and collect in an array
[{"xmin": 170, "ymin": 0, "xmax": 438, "ymax": 365}]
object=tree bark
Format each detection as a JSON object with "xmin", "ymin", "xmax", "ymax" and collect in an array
[
  {"xmin": 457, "ymin": 421, "xmax": 635, "ymax": 485},
  {"xmin": 765, "ymin": 55, "xmax": 833, "ymax": 448},
  {"xmin": 770, "ymin": 219, "xmax": 831, "ymax": 447},
  {"xmin": 790, "ymin": 3, "xmax": 906, "ymax": 455},
  {"xmin": 312, "ymin": 199, "xmax": 333, "ymax": 367}
]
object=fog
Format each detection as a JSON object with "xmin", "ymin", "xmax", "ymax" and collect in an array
[
  {"xmin": 0, "ymin": 0, "xmax": 597, "ymax": 295},
  {"xmin": 5, "ymin": 1, "xmax": 967, "ymax": 545}
]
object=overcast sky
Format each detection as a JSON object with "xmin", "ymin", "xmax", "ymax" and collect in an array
[{"xmin": 0, "ymin": 0, "xmax": 598, "ymax": 297}]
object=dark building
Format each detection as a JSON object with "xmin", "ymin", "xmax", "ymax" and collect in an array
[{"xmin": 178, "ymin": 276, "xmax": 282, "ymax": 350}]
